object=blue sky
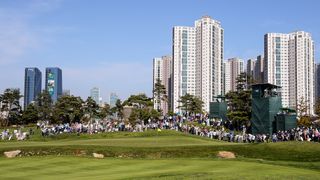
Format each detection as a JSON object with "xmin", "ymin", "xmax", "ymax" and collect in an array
[{"xmin": 0, "ymin": 0, "xmax": 319, "ymax": 102}]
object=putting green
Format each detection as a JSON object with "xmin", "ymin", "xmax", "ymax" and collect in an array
[
  {"xmin": 0, "ymin": 136, "xmax": 232, "ymax": 148},
  {"xmin": 0, "ymin": 157, "xmax": 319, "ymax": 180}
]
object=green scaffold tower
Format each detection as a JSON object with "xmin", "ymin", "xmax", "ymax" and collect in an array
[
  {"xmin": 209, "ymin": 95, "xmax": 227, "ymax": 122},
  {"xmin": 251, "ymin": 83, "xmax": 282, "ymax": 135}
]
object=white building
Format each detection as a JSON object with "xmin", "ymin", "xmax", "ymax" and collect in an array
[
  {"xmin": 224, "ymin": 58, "xmax": 244, "ymax": 93},
  {"xmin": 195, "ymin": 16, "xmax": 224, "ymax": 112},
  {"xmin": 153, "ymin": 56, "xmax": 172, "ymax": 114},
  {"xmin": 264, "ymin": 31, "xmax": 315, "ymax": 114},
  {"xmin": 172, "ymin": 26, "xmax": 196, "ymax": 113},
  {"xmin": 90, "ymin": 87, "xmax": 102, "ymax": 106},
  {"xmin": 172, "ymin": 16, "xmax": 224, "ymax": 113}
]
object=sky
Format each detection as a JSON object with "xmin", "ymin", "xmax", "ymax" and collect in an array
[{"xmin": 0, "ymin": 0, "xmax": 319, "ymax": 102}]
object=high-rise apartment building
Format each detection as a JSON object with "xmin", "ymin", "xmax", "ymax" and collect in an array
[
  {"xmin": 315, "ymin": 63, "xmax": 320, "ymax": 101},
  {"xmin": 264, "ymin": 31, "xmax": 314, "ymax": 114},
  {"xmin": 153, "ymin": 56, "xmax": 172, "ymax": 114},
  {"xmin": 246, "ymin": 56, "xmax": 264, "ymax": 84},
  {"xmin": 45, "ymin": 67, "xmax": 62, "ymax": 103},
  {"xmin": 24, "ymin": 67, "xmax": 42, "ymax": 108},
  {"xmin": 224, "ymin": 58, "xmax": 244, "ymax": 93},
  {"xmin": 109, "ymin": 92, "xmax": 119, "ymax": 108},
  {"xmin": 195, "ymin": 16, "xmax": 224, "ymax": 112},
  {"xmin": 172, "ymin": 16, "xmax": 223, "ymax": 113},
  {"xmin": 254, "ymin": 55, "xmax": 264, "ymax": 83},
  {"xmin": 247, "ymin": 59, "xmax": 256, "ymax": 78},
  {"xmin": 172, "ymin": 26, "xmax": 196, "ymax": 113},
  {"xmin": 265, "ymin": 33, "xmax": 291, "ymax": 108},
  {"xmin": 90, "ymin": 87, "xmax": 102, "ymax": 105}
]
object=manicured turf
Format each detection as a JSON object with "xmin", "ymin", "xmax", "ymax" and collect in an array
[
  {"xmin": 1, "ymin": 130, "xmax": 320, "ymax": 161},
  {"xmin": 0, "ymin": 157, "xmax": 319, "ymax": 180},
  {"xmin": 0, "ymin": 135, "xmax": 231, "ymax": 148},
  {"xmin": 0, "ymin": 130, "xmax": 320, "ymax": 179}
]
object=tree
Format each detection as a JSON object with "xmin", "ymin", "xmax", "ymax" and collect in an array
[
  {"xmin": 150, "ymin": 109, "xmax": 161, "ymax": 120},
  {"xmin": 123, "ymin": 94, "xmax": 159, "ymax": 123},
  {"xmin": 123, "ymin": 94, "xmax": 153, "ymax": 109},
  {"xmin": 0, "ymin": 88, "xmax": 23, "ymax": 126},
  {"xmin": 128, "ymin": 108, "xmax": 139, "ymax": 124},
  {"xmin": 53, "ymin": 96, "xmax": 84, "ymax": 124},
  {"xmin": 115, "ymin": 99, "xmax": 124, "ymax": 120},
  {"xmin": 98, "ymin": 103, "xmax": 111, "ymax": 119},
  {"xmin": 82, "ymin": 97, "xmax": 99, "ymax": 123},
  {"xmin": 297, "ymin": 97, "xmax": 311, "ymax": 126},
  {"xmin": 178, "ymin": 93, "xmax": 203, "ymax": 117},
  {"xmin": 153, "ymin": 78, "xmax": 167, "ymax": 113},
  {"xmin": 22, "ymin": 104, "xmax": 39, "ymax": 124},
  {"xmin": 178, "ymin": 93, "xmax": 193, "ymax": 116},
  {"xmin": 35, "ymin": 90, "xmax": 53, "ymax": 123},
  {"xmin": 225, "ymin": 73, "xmax": 252, "ymax": 130}
]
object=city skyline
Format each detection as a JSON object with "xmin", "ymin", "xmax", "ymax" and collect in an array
[{"xmin": 0, "ymin": 0, "xmax": 319, "ymax": 101}]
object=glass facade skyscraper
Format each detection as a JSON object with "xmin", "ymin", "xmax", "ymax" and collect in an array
[
  {"xmin": 90, "ymin": 87, "xmax": 102, "ymax": 105},
  {"xmin": 24, "ymin": 67, "xmax": 42, "ymax": 108},
  {"xmin": 45, "ymin": 67, "xmax": 62, "ymax": 103},
  {"xmin": 109, "ymin": 92, "xmax": 119, "ymax": 108}
]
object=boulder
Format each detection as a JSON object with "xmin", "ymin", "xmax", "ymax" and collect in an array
[
  {"xmin": 93, "ymin": 153, "xmax": 104, "ymax": 159},
  {"xmin": 217, "ymin": 151, "xmax": 236, "ymax": 159},
  {"xmin": 4, "ymin": 150, "xmax": 21, "ymax": 158}
]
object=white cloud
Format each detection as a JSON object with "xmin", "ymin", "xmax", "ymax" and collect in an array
[{"xmin": 0, "ymin": 0, "xmax": 63, "ymax": 65}]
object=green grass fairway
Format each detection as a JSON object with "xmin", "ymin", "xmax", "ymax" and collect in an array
[
  {"xmin": 0, "ymin": 130, "xmax": 320, "ymax": 179},
  {"xmin": 0, "ymin": 157, "xmax": 319, "ymax": 180}
]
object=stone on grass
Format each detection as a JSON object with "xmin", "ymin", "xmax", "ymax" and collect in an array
[
  {"xmin": 93, "ymin": 153, "xmax": 104, "ymax": 159},
  {"xmin": 217, "ymin": 151, "xmax": 236, "ymax": 159},
  {"xmin": 4, "ymin": 150, "xmax": 21, "ymax": 158}
]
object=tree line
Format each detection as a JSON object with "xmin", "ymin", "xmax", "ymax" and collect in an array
[
  {"xmin": 0, "ymin": 89, "xmax": 124, "ymax": 127},
  {"xmin": 1, "ymin": 74, "xmax": 318, "ymax": 127}
]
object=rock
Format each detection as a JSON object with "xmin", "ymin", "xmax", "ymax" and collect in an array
[
  {"xmin": 4, "ymin": 150, "xmax": 21, "ymax": 158},
  {"xmin": 217, "ymin": 151, "xmax": 236, "ymax": 159},
  {"xmin": 93, "ymin": 153, "xmax": 104, "ymax": 159}
]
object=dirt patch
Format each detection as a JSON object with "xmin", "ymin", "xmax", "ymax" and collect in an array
[{"xmin": 216, "ymin": 151, "xmax": 236, "ymax": 159}]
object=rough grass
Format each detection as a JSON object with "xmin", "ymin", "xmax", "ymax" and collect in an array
[{"xmin": 0, "ymin": 157, "xmax": 319, "ymax": 180}]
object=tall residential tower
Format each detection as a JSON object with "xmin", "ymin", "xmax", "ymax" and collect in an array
[
  {"xmin": 195, "ymin": 16, "xmax": 224, "ymax": 112},
  {"xmin": 264, "ymin": 31, "xmax": 315, "ymax": 114},
  {"xmin": 172, "ymin": 26, "xmax": 196, "ymax": 113},
  {"xmin": 224, "ymin": 58, "xmax": 244, "ymax": 93},
  {"xmin": 172, "ymin": 16, "xmax": 224, "ymax": 113},
  {"xmin": 153, "ymin": 56, "xmax": 172, "ymax": 114},
  {"xmin": 24, "ymin": 67, "xmax": 42, "ymax": 108}
]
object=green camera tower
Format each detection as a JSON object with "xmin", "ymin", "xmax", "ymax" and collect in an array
[
  {"xmin": 209, "ymin": 96, "xmax": 227, "ymax": 122},
  {"xmin": 251, "ymin": 83, "xmax": 282, "ymax": 135}
]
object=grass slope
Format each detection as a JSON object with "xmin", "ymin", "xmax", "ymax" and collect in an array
[
  {"xmin": 0, "ymin": 130, "xmax": 320, "ymax": 179},
  {"xmin": 0, "ymin": 157, "xmax": 319, "ymax": 180},
  {"xmin": 1, "ymin": 130, "xmax": 319, "ymax": 162}
]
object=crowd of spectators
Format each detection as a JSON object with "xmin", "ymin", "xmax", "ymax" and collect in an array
[{"xmin": 1, "ymin": 116, "xmax": 319, "ymax": 143}]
